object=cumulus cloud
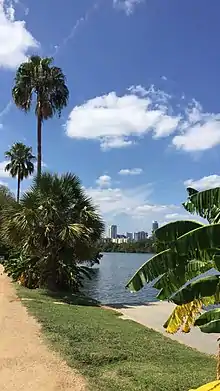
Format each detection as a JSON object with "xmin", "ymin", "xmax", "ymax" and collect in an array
[
  {"xmin": 86, "ymin": 182, "xmax": 205, "ymax": 231},
  {"xmin": 96, "ymin": 175, "xmax": 112, "ymax": 188},
  {"xmin": 184, "ymin": 175, "xmax": 220, "ymax": 191},
  {"xmin": 113, "ymin": 0, "xmax": 144, "ymax": 15},
  {"xmin": 118, "ymin": 168, "xmax": 143, "ymax": 175},
  {"xmin": 0, "ymin": 0, "xmax": 38, "ymax": 69},
  {"xmin": 165, "ymin": 213, "xmax": 191, "ymax": 220},
  {"xmin": 66, "ymin": 84, "xmax": 220, "ymax": 153},
  {"xmin": 0, "ymin": 160, "xmax": 10, "ymax": 178},
  {"xmin": 87, "ymin": 184, "xmax": 153, "ymax": 216},
  {"xmin": 66, "ymin": 86, "xmax": 180, "ymax": 151}
]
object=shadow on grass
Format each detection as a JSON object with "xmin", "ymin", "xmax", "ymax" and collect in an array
[
  {"xmin": 41, "ymin": 289, "xmax": 100, "ymax": 307},
  {"xmin": 106, "ymin": 301, "xmax": 159, "ymax": 309}
]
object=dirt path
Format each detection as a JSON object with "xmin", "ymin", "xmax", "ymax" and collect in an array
[{"xmin": 0, "ymin": 266, "xmax": 87, "ymax": 391}]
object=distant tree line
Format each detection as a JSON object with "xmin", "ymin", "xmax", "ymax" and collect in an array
[{"xmin": 101, "ymin": 238, "xmax": 156, "ymax": 253}]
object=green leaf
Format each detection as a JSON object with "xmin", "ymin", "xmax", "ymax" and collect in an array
[
  {"xmin": 126, "ymin": 249, "xmax": 184, "ymax": 292},
  {"xmin": 195, "ymin": 308, "xmax": 220, "ymax": 326},
  {"xmin": 200, "ymin": 320, "xmax": 220, "ymax": 333},
  {"xmin": 183, "ymin": 187, "xmax": 220, "ymax": 223},
  {"xmin": 172, "ymin": 224, "xmax": 220, "ymax": 256},
  {"xmin": 171, "ymin": 275, "xmax": 220, "ymax": 305},
  {"xmin": 154, "ymin": 259, "xmax": 214, "ymax": 300},
  {"xmin": 155, "ymin": 220, "xmax": 204, "ymax": 243}
]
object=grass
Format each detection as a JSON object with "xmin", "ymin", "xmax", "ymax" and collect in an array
[{"xmin": 17, "ymin": 286, "xmax": 216, "ymax": 391}]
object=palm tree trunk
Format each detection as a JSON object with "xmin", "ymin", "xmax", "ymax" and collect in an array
[
  {"xmin": 37, "ymin": 114, "xmax": 42, "ymax": 177},
  {"xmin": 17, "ymin": 170, "xmax": 20, "ymax": 203}
]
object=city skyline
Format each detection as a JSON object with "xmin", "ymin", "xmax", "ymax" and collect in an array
[{"xmin": 107, "ymin": 222, "xmax": 158, "ymax": 239}]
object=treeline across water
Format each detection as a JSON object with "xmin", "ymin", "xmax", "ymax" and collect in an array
[{"xmin": 101, "ymin": 238, "xmax": 155, "ymax": 253}]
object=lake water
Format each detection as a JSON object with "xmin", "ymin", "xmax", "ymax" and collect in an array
[{"xmin": 82, "ymin": 252, "xmax": 158, "ymax": 305}]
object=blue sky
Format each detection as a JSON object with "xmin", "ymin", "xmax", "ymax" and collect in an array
[{"xmin": 0, "ymin": 0, "xmax": 220, "ymax": 234}]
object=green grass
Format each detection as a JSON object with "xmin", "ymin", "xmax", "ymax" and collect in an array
[{"xmin": 17, "ymin": 286, "xmax": 216, "ymax": 391}]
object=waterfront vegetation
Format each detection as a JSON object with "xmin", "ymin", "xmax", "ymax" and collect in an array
[
  {"xmin": 17, "ymin": 285, "xmax": 215, "ymax": 391},
  {"xmin": 101, "ymin": 237, "xmax": 155, "ymax": 253},
  {"xmin": 0, "ymin": 55, "xmax": 218, "ymax": 390},
  {"xmin": 127, "ymin": 186, "xmax": 220, "ymax": 384}
]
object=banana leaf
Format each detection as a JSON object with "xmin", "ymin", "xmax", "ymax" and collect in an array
[
  {"xmin": 155, "ymin": 220, "xmax": 204, "ymax": 244},
  {"xmin": 172, "ymin": 224, "xmax": 220, "ymax": 256},
  {"xmin": 154, "ymin": 260, "xmax": 214, "ymax": 300},
  {"xmin": 195, "ymin": 308, "xmax": 220, "ymax": 326},
  {"xmin": 171, "ymin": 275, "xmax": 220, "ymax": 305},
  {"xmin": 183, "ymin": 187, "xmax": 220, "ymax": 223},
  {"xmin": 189, "ymin": 380, "xmax": 220, "ymax": 390},
  {"xmin": 127, "ymin": 247, "xmax": 217, "ymax": 293},
  {"xmin": 200, "ymin": 320, "xmax": 220, "ymax": 333},
  {"xmin": 126, "ymin": 249, "xmax": 197, "ymax": 292}
]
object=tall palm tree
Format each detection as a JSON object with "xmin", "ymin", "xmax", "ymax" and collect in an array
[
  {"xmin": 5, "ymin": 142, "xmax": 36, "ymax": 202},
  {"xmin": 12, "ymin": 56, "xmax": 69, "ymax": 177}
]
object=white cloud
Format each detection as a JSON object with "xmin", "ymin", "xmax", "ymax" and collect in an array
[
  {"xmin": 118, "ymin": 168, "xmax": 143, "ymax": 175},
  {"xmin": 66, "ymin": 85, "xmax": 220, "ymax": 153},
  {"xmin": 165, "ymin": 213, "xmax": 191, "ymax": 220},
  {"xmin": 0, "ymin": 1, "xmax": 38, "ymax": 69},
  {"xmin": 87, "ymin": 184, "xmax": 153, "ymax": 216},
  {"xmin": 66, "ymin": 86, "xmax": 180, "ymax": 150},
  {"xmin": 113, "ymin": 0, "xmax": 144, "ymax": 15},
  {"xmin": 0, "ymin": 179, "xmax": 8, "ymax": 186},
  {"xmin": 184, "ymin": 175, "xmax": 220, "ymax": 191},
  {"xmin": 173, "ymin": 100, "xmax": 220, "ymax": 151},
  {"xmin": 0, "ymin": 160, "xmax": 10, "ymax": 178},
  {"xmin": 161, "ymin": 75, "xmax": 167, "ymax": 81},
  {"xmin": 86, "ymin": 182, "xmax": 206, "ymax": 232},
  {"xmin": 101, "ymin": 137, "xmax": 133, "ymax": 151},
  {"xmin": 96, "ymin": 175, "xmax": 111, "ymax": 188}
]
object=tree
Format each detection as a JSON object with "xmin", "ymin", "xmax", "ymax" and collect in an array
[
  {"xmin": 2, "ymin": 172, "xmax": 104, "ymax": 291},
  {"xmin": 0, "ymin": 185, "xmax": 16, "ymax": 258},
  {"xmin": 12, "ymin": 56, "xmax": 69, "ymax": 176},
  {"xmin": 126, "ymin": 186, "xmax": 220, "ymax": 380},
  {"xmin": 5, "ymin": 142, "xmax": 35, "ymax": 202}
]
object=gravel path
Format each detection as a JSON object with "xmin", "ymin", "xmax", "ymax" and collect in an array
[{"xmin": 0, "ymin": 266, "xmax": 87, "ymax": 391}]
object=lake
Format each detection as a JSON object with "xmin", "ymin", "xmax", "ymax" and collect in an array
[{"xmin": 82, "ymin": 252, "xmax": 158, "ymax": 305}]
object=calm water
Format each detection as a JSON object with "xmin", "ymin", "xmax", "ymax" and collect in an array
[{"xmin": 82, "ymin": 252, "xmax": 158, "ymax": 305}]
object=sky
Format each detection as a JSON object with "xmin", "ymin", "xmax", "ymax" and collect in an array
[{"xmin": 0, "ymin": 0, "xmax": 220, "ymax": 234}]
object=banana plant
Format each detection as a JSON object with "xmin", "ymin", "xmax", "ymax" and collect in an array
[
  {"xmin": 126, "ymin": 187, "xmax": 220, "ymax": 380},
  {"xmin": 189, "ymin": 381, "xmax": 220, "ymax": 391}
]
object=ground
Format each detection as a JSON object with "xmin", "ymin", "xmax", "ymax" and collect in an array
[
  {"xmin": 0, "ymin": 264, "xmax": 217, "ymax": 391},
  {"xmin": 0, "ymin": 265, "xmax": 86, "ymax": 391},
  {"xmin": 115, "ymin": 302, "xmax": 218, "ymax": 355}
]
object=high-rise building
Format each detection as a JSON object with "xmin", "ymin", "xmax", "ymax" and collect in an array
[
  {"xmin": 139, "ymin": 231, "xmax": 148, "ymax": 240},
  {"xmin": 109, "ymin": 224, "xmax": 117, "ymax": 239},
  {"xmin": 134, "ymin": 231, "xmax": 148, "ymax": 241},
  {"xmin": 126, "ymin": 232, "xmax": 133, "ymax": 241},
  {"xmin": 134, "ymin": 232, "xmax": 139, "ymax": 241},
  {"xmin": 152, "ymin": 221, "xmax": 159, "ymax": 232}
]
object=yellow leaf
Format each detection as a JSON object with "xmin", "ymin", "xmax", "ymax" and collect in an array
[{"xmin": 189, "ymin": 380, "xmax": 220, "ymax": 390}]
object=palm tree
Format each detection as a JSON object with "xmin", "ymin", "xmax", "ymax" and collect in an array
[
  {"xmin": 5, "ymin": 142, "xmax": 36, "ymax": 202},
  {"xmin": 12, "ymin": 56, "xmax": 69, "ymax": 177},
  {"xmin": 2, "ymin": 172, "xmax": 104, "ymax": 291}
]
